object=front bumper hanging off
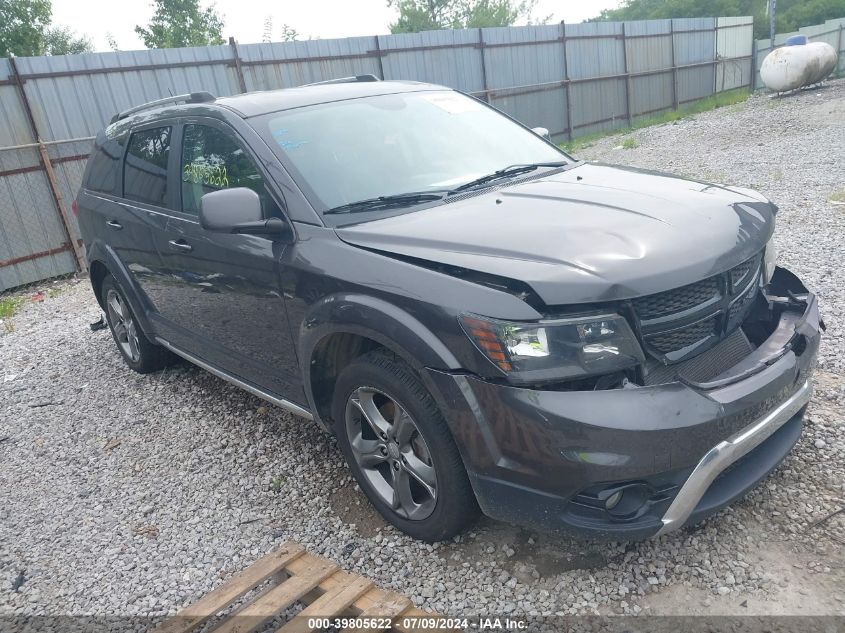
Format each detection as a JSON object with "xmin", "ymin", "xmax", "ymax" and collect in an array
[{"xmin": 426, "ymin": 266, "xmax": 822, "ymax": 539}]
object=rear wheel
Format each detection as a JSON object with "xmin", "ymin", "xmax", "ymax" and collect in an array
[
  {"xmin": 332, "ymin": 351, "xmax": 478, "ymax": 541},
  {"xmin": 101, "ymin": 276, "xmax": 175, "ymax": 374}
]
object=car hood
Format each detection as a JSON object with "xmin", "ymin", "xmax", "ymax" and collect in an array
[{"xmin": 335, "ymin": 163, "xmax": 776, "ymax": 306}]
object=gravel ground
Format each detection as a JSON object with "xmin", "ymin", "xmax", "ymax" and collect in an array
[{"xmin": 1, "ymin": 80, "xmax": 844, "ymax": 624}]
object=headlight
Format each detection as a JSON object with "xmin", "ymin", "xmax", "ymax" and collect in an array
[
  {"xmin": 460, "ymin": 313, "xmax": 644, "ymax": 383},
  {"xmin": 763, "ymin": 240, "xmax": 778, "ymax": 284}
]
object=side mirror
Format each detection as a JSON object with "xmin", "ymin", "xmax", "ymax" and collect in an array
[
  {"xmin": 531, "ymin": 126, "xmax": 551, "ymax": 142},
  {"xmin": 200, "ymin": 188, "xmax": 286, "ymax": 236}
]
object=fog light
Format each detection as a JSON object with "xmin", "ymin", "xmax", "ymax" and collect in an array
[{"xmin": 604, "ymin": 490, "xmax": 623, "ymax": 510}]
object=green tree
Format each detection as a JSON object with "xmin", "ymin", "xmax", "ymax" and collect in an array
[
  {"xmin": 43, "ymin": 25, "xmax": 92, "ymax": 55},
  {"xmin": 388, "ymin": 0, "xmax": 544, "ymax": 34},
  {"xmin": 594, "ymin": 0, "xmax": 845, "ymax": 40},
  {"xmin": 135, "ymin": 0, "xmax": 225, "ymax": 49},
  {"xmin": 0, "ymin": 0, "xmax": 92, "ymax": 57}
]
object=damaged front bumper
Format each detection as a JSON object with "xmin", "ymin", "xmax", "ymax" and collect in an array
[{"xmin": 426, "ymin": 266, "xmax": 822, "ymax": 539}]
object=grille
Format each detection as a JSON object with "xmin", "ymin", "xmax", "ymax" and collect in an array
[
  {"xmin": 728, "ymin": 279, "xmax": 758, "ymax": 327},
  {"xmin": 648, "ymin": 317, "xmax": 717, "ymax": 353},
  {"xmin": 643, "ymin": 328, "xmax": 754, "ymax": 385},
  {"xmin": 730, "ymin": 258, "xmax": 756, "ymax": 288},
  {"xmin": 632, "ymin": 277, "xmax": 719, "ymax": 320},
  {"xmin": 632, "ymin": 253, "xmax": 762, "ymax": 362}
]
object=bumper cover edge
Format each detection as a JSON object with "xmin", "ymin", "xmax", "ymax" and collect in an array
[{"xmin": 655, "ymin": 377, "xmax": 813, "ymax": 536}]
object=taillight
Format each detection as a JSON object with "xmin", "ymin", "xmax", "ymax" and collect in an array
[{"xmin": 72, "ymin": 200, "xmax": 79, "ymax": 216}]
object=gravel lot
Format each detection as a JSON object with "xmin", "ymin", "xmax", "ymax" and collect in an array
[{"xmin": 1, "ymin": 80, "xmax": 844, "ymax": 622}]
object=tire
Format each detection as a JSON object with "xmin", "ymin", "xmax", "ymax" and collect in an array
[
  {"xmin": 332, "ymin": 350, "xmax": 479, "ymax": 542},
  {"xmin": 100, "ymin": 275, "xmax": 176, "ymax": 374}
]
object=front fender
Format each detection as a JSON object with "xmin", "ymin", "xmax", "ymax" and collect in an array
[{"xmin": 298, "ymin": 292, "xmax": 464, "ymax": 426}]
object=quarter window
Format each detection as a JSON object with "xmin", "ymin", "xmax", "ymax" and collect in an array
[
  {"xmin": 181, "ymin": 124, "xmax": 269, "ymax": 216},
  {"xmin": 123, "ymin": 126, "xmax": 171, "ymax": 207},
  {"xmin": 85, "ymin": 134, "xmax": 125, "ymax": 195}
]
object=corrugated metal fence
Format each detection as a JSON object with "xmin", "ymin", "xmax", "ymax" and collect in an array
[
  {"xmin": 754, "ymin": 18, "xmax": 845, "ymax": 89},
  {"xmin": 0, "ymin": 16, "xmax": 754, "ymax": 291}
]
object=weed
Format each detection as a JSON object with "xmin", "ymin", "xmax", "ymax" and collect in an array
[
  {"xmin": 270, "ymin": 475, "xmax": 287, "ymax": 493},
  {"xmin": 0, "ymin": 297, "xmax": 24, "ymax": 320},
  {"xmin": 829, "ymin": 190, "xmax": 845, "ymax": 203},
  {"xmin": 622, "ymin": 138, "xmax": 638, "ymax": 150}
]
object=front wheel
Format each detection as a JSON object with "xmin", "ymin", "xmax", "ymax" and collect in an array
[{"xmin": 332, "ymin": 351, "xmax": 478, "ymax": 542}]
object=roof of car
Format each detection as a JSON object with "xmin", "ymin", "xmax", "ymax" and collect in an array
[{"xmin": 215, "ymin": 80, "xmax": 448, "ymax": 118}]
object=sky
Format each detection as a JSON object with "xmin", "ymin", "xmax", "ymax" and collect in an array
[{"xmin": 51, "ymin": 0, "xmax": 623, "ymax": 53}]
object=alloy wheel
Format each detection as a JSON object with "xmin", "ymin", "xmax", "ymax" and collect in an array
[
  {"xmin": 344, "ymin": 386, "xmax": 437, "ymax": 520},
  {"xmin": 105, "ymin": 289, "xmax": 141, "ymax": 363}
]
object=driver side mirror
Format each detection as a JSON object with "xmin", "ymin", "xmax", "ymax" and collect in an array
[
  {"xmin": 531, "ymin": 126, "xmax": 551, "ymax": 142},
  {"xmin": 200, "ymin": 188, "xmax": 287, "ymax": 236}
]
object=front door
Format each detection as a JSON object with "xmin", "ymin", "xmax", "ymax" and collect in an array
[{"xmin": 153, "ymin": 119, "xmax": 302, "ymax": 401}]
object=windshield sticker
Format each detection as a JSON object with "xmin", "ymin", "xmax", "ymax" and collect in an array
[
  {"xmin": 421, "ymin": 93, "xmax": 481, "ymax": 114},
  {"xmin": 183, "ymin": 162, "xmax": 229, "ymax": 188},
  {"xmin": 272, "ymin": 127, "xmax": 309, "ymax": 151}
]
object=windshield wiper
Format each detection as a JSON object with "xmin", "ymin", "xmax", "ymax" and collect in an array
[
  {"xmin": 449, "ymin": 161, "xmax": 570, "ymax": 194},
  {"xmin": 324, "ymin": 191, "xmax": 447, "ymax": 215}
]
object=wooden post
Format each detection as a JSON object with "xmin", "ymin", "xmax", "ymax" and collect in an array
[
  {"xmin": 9, "ymin": 56, "xmax": 86, "ymax": 273},
  {"xmin": 838, "ymin": 24, "xmax": 844, "ymax": 78},
  {"xmin": 622, "ymin": 22, "xmax": 633, "ymax": 127},
  {"xmin": 228, "ymin": 37, "xmax": 248, "ymax": 93},
  {"xmin": 478, "ymin": 28, "xmax": 490, "ymax": 103},
  {"xmin": 562, "ymin": 22, "xmax": 574, "ymax": 141},
  {"xmin": 670, "ymin": 20, "xmax": 679, "ymax": 110}
]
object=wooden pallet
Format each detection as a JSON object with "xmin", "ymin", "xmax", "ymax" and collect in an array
[{"xmin": 153, "ymin": 542, "xmax": 448, "ymax": 633}]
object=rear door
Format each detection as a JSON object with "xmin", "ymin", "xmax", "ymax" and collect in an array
[
  {"xmin": 84, "ymin": 122, "xmax": 178, "ymax": 321},
  {"xmin": 153, "ymin": 118, "xmax": 301, "ymax": 400}
]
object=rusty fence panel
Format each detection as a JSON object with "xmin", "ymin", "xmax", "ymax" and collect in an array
[
  {"xmin": 0, "ymin": 141, "xmax": 85, "ymax": 290},
  {"xmin": 0, "ymin": 17, "xmax": 756, "ymax": 291}
]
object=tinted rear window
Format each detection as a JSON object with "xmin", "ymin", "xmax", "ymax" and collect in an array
[
  {"xmin": 123, "ymin": 126, "xmax": 171, "ymax": 207},
  {"xmin": 84, "ymin": 135, "xmax": 125, "ymax": 195}
]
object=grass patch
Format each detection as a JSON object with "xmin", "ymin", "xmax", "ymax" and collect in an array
[
  {"xmin": 829, "ymin": 191, "xmax": 845, "ymax": 203},
  {"xmin": 270, "ymin": 474, "xmax": 287, "ymax": 493},
  {"xmin": 621, "ymin": 137, "xmax": 637, "ymax": 150},
  {"xmin": 561, "ymin": 88, "xmax": 750, "ymax": 154},
  {"xmin": 0, "ymin": 296, "xmax": 24, "ymax": 320}
]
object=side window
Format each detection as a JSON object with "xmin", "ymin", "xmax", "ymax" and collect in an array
[
  {"xmin": 181, "ymin": 124, "xmax": 271, "ymax": 216},
  {"xmin": 84, "ymin": 134, "xmax": 125, "ymax": 194},
  {"xmin": 123, "ymin": 126, "xmax": 171, "ymax": 207}
]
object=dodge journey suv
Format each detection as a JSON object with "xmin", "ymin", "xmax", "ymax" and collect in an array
[{"xmin": 76, "ymin": 77, "xmax": 821, "ymax": 542}]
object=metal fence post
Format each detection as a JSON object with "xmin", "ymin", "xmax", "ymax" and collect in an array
[
  {"xmin": 751, "ymin": 38, "xmax": 758, "ymax": 90},
  {"xmin": 562, "ymin": 22, "xmax": 574, "ymax": 141},
  {"xmin": 374, "ymin": 35, "xmax": 386, "ymax": 80},
  {"xmin": 622, "ymin": 22, "xmax": 633, "ymax": 126},
  {"xmin": 228, "ymin": 37, "xmax": 248, "ymax": 93},
  {"xmin": 670, "ymin": 21, "xmax": 679, "ymax": 110},
  {"xmin": 714, "ymin": 21, "xmax": 720, "ymax": 94},
  {"xmin": 838, "ymin": 24, "xmax": 844, "ymax": 77},
  {"xmin": 9, "ymin": 56, "xmax": 86, "ymax": 273},
  {"xmin": 478, "ymin": 28, "xmax": 490, "ymax": 103}
]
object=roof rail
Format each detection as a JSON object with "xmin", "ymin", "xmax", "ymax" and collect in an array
[
  {"xmin": 110, "ymin": 91, "xmax": 216, "ymax": 123},
  {"xmin": 302, "ymin": 74, "xmax": 381, "ymax": 87}
]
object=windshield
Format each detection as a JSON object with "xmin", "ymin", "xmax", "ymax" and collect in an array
[{"xmin": 259, "ymin": 90, "xmax": 571, "ymax": 222}]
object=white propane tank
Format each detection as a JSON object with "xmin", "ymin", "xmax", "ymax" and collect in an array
[{"xmin": 760, "ymin": 36, "xmax": 838, "ymax": 92}]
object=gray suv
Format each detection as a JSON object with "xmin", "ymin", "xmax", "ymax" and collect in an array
[{"xmin": 75, "ymin": 77, "xmax": 821, "ymax": 542}]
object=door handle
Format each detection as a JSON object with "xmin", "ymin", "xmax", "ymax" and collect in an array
[
  {"xmin": 106, "ymin": 220, "xmax": 122, "ymax": 230},
  {"xmin": 168, "ymin": 239, "xmax": 193, "ymax": 253}
]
